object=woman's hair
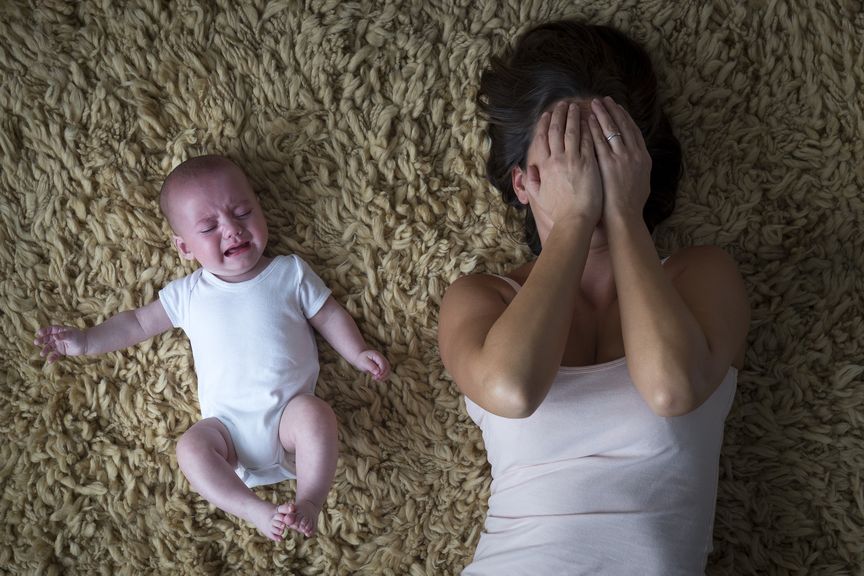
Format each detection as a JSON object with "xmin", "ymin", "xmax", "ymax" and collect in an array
[{"xmin": 478, "ymin": 20, "xmax": 681, "ymax": 254}]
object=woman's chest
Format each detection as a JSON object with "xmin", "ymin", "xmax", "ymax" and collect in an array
[
  {"xmin": 484, "ymin": 366, "xmax": 663, "ymax": 463},
  {"xmin": 560, "ymin": 301, "xmax": 624, "ymax": 367},
  {"xmin": 477, "ymin": 365, "xmax": 735, "ymax": 476}
]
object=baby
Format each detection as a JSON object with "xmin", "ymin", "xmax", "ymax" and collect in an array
[{"xmin": 34, "ymin": 155, "xmax": 390, "ymax": 541}]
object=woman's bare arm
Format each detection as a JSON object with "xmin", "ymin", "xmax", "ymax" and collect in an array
[
  {"xmin": 607, "ymin": 217, "xmax": 748, "ymax": 416},
  {"xmin": 590, "ymin": 97, "xmax": 749, "ymax": 416},
  {"xmin": 439, "ymin": 219, "xmax": 594, "ymax": 418},
  {"xmin": 439, "ymin": 102, "xmax": 602, "ymax": 418}
]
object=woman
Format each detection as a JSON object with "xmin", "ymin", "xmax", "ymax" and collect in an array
[{"xmin": 438, "ymin": 21, "xmax": 749, "ymax": 575}]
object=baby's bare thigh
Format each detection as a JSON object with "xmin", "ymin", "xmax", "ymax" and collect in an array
[
  {"xmin": 277, "ymin": 394, "xmax": 337, "ymax": 453},
  {"xmin": 179, "ymin": 417, "xmax": 239, "ymax": 467}
]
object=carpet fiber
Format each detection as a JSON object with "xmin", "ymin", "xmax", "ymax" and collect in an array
[{"xmin": 2, "ymin": 1, "xmax": 863, "ymax": 574}]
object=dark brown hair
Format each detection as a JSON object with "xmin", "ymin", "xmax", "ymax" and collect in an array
[{"xmin": 479, "ymin": 20, "xmax": 681, "ymax": 254}]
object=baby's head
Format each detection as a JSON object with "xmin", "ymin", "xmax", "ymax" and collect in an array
[{"xmin": 160, "ymin": 155, "xmax": 270, "ymax": 283}]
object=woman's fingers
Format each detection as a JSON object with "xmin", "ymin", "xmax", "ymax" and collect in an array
[
  {"xmin": 600, "ymin": 97, "xmax": 628, "ymax": 130},
  {"xmin": 564, "ymin": 103, "xmax": 580, "ymax": 153},
  {"xmin": 579, "ymin": 118, "xmax": 594, "ymax": 158},
  {"xmin": 553, "ymin": 101, "xmax": 586, "ymax": 155},
  {"xmin": 524, "ymin": 164, "xmax": 541, "ymax": 199},
  {"xmin": 548, "ymin": 101, "xmax": 568, "ymax": 155},
  {"xmin": 616, "ymin": 102, "xmax": 648, "ymax": 152},
  {"xmin": 598, "ymin": 97, "xmax": 647, "ymax": 152},
  {"xmin": 590, "ymin": 98, "xmax": 623, "ymax": 154},
  {"xmin": 529, "ymin": 111, "xmax": 552, "ymax": 160},
  {"xmin": 603, "ymin": 97, "xmax": 641, "ymax": 146},
  {"xmin": 587, "ymin": 113, "xmax": 610, "ymax": 158},
  {"xmin": 533, "ymin": 101, "xmax": 591, "ymax": 162}
]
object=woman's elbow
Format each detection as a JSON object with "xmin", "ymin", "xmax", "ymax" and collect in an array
[
  {"xmin": 484, "ymin": 375, "xmax": 543, "ymax": 419},
  {"xmin": 646, "ymin": 388, "xmax": 697, "ymax": 417},
  {"xmin": 637, "ymin": 369, "xmax": 699, "ymax": 417}
]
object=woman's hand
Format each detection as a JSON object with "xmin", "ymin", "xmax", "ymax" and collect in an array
[
  {"xmin": 34, "ymin": 325, "xmax": 87, "ymax": 363},
  {"xmin": 523, "ymin": 101, "xmax": 603, "ymax": 230},
  {"xmin": 587, "ymin": 97, "xmax": 652, "ymax": 222}
]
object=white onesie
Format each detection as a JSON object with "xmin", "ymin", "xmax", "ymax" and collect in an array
[{"xmin": 159, "ymin": 255, "xmax": 331, "ymax": 488}]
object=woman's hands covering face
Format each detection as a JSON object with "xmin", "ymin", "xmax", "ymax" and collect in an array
[
  {"xmin": 521, "ymin": 97, "xmax": 652, "ymax": 230},
  {"xmin": 522, "ymin": 101, "xmax": 603, "ymax": 230},
  {"xmin": 587, "ymin": 96, "xmax": 652, "ymax": 221}
]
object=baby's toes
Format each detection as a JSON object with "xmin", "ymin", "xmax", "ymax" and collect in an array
[
  {"xmin": 280, "ymin": 502, "xmax": 298, "ymax": 527},
  {"xmin": 277, "ymin": 503, "xmax": 294, "ymax": 515},
  {"xmin": 271, "ymin": 514, "xmax": 286, "ymax": 534}
]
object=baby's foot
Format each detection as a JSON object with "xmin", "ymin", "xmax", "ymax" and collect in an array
[
  {"xmin": 283, "ymin": 500, "xmax": 321, "ymax": 537},
  {"xmin": 252, "ymin": 503, "xmax": 292, "ymax": 542}
]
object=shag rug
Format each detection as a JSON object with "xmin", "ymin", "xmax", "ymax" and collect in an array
[{"xmin": 2, "ymin": 1, "xmax": 863, "ymax": 574}]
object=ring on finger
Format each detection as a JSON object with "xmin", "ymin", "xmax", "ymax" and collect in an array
[{"xmin": 605, "ymin": 131, "xmax": 622, "ymax": 142}]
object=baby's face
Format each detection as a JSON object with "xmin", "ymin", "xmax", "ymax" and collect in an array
[{"xmin": 169, "ymin": 166, "xmax": 270, "ymax": 283}]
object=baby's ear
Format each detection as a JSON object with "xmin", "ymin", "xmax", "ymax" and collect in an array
[{"xmin": 173, "ymin": 235, "xmax": 195, "ymax": 260}]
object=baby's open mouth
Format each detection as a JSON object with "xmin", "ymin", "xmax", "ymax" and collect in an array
[{"xmin": 224, "ymin": 242, "xmax": 250, "ymax": 257}]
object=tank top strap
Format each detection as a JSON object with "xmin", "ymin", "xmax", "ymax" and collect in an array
[{"xmin": 490, "ymin": 274, "xmax": 522, "ymax": 293}]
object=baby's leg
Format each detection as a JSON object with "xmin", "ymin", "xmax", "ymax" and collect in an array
[
  {"xmin": 278, "ymin": 394, "xmax": 338, "ymax": 537},
  {"xmin": 176, "ymin": 418, "xmax": 291, "ymax": 542}
]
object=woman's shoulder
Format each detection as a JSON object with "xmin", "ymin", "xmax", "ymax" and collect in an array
[
  {"xmin": 443, "ymin": 272, "xmax": 514, "ymax": 307},
  {"xmin": 443, "ymin": 261, "xmax": 535, "ymax": 304},
  {"xmin": 663, "ymin": 245, "xmax": 749, "ymax": 369},
  {"xmin": 660, "ymin": 245, "xmax": 746, "ymax": 312},
  {"xmin": 661, "ymin": 245, "xmax": 742, "ymax": 280},
  {"xmin": 439, "ymin": 268, "xmax": 530, "ymax": 347}
]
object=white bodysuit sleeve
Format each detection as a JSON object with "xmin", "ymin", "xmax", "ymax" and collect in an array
[
  {"xmin": 158, "ymin": 271, "xmax": 198, "ymax": 330},
  {"xmin": 291, "ymin": 256, "xmax": 332, "ymax": 319}
]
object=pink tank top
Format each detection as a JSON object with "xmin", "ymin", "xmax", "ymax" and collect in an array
[{"xmin": 462, "ymin": 275, "xmax": 737, "ymax": 575}]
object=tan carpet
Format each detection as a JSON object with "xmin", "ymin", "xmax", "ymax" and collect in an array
[{"xmin": 2, "ymin": 0, "xmax": 863, "ymax": 574}]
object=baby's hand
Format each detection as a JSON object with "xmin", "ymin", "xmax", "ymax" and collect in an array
[
  {"xmin": 354, "ymin": 350, "xmax": 391, "ymax": 381},
  {"xmin": 34, "ymin": 326, "xmax": 87, "ymax": 363}
]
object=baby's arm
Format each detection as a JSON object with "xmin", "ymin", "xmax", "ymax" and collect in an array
[
  {"xmin": 309, "ymin": 296, "xmax": 390, "ymax": 381},
  {"xmin": 35, "ymin": 300, "xmax": 173, "ymax": 363}
]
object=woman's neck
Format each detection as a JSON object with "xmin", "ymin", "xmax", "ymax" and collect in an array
[
  {"xmin": 535, "ymin": 222, "xmax": 615, "ymax": 306},
  {"xmin": 580, "ymin": 246, "xmax": 616, "ymax": 309}
]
